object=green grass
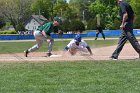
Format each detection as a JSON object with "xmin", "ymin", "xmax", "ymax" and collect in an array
[
  {"xmin": 0, "ymin": 39, "xmax": 118, "ymax": 54},
  {"xmin": 0, "ymin": 39, "xmax": 140, "ymax": 93},
  {"xmin": 0, "ymin": 61, "xmax": 140, "ymax": 93}
]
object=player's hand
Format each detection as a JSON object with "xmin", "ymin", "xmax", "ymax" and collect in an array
[
  {"xmin": 58, "ymin": 30, "xmax": 63, "ymax": 36},
  {"xmin": 42, "ymin": 31, "xmax": 47, "ymax": 37},
  {"xmin": 120, "ymin": 24, "xmax": 125, "ymax": 30}
]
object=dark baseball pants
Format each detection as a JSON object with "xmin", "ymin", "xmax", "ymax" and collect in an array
[
  {"xmin": 111, "ymin": 29, "xmax": 140, "ymax": 58},
  {"xmin": 95, "ymin": 32, "xmax": 105, "ymax": 40}
]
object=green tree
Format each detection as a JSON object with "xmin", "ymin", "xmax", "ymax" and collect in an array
[
  {"xmin": 60, "ymin": 20, "xmax": 71, "ymax": 33},
  {"xmin": 16, "ymin": 22, "xmax": 26, "ymax": 31},
  {"xmin": 70, "ymin": 20, "xmax": 85, "ymax": 33},
  {"xmin": 69, "ymin": 0, "xmax": 94, "ymax": 21},
  {"xmin": 0, "ymin": 16, "xmax": 6, "ymax": 29},
  {"xmin": 86, "ymin": 18, "xmax": 96, "ymax": 30},
  {"xmin": 101, "ymin": 0, "xmax": 116, "ymax": 6},
  {"xmin": 128, "ymin": 0, "xmax": 140, "ymax": 28},
  {"xmin": 89, "ymin": 0, "xmax": 106, "ymax": 15},
  {"xmin": 89, "ymin": 0, "xmax": 120, "ymax": 29},
  {"xmin": 89, "ymin": 0, "xmax": 106, "ymax": 26},
  {"xmin": 31, "ymin": 0, "xmax": 52, "ymax": 19},
  {"xmin": 68, "ymin": 0, "xmax": 82, "ymax": 20},
  {"xmin": 0, "ymin": 0, "xmax": 33, "ymax": 31},
  {"xmin": 53, "ymin": 0, "xmax": 72, "ymax": 19}
]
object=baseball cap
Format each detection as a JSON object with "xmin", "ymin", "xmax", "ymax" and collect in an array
[
  {"xmin": 74, "ymin": 34, "xmax": 82, "ymax": 42},
  {"xmin": 54, "ymin": 17, "xmax": 62, "ymax": 23}
]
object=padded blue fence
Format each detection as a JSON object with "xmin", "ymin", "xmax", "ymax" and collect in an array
[
  {"xmin": 0, "ymin": 30, "xmax": 140, "ymax": 40},
  {"xmin": 0, "ymin": 35, "xmax": 34, "ymax": 40},
  {"xmin": 87, "ymin": 30, "xmax": 121, "ymax": 37},
  {"xmin": 51, "ymin": 34, "xmax": 87, "ymax": 38},
  {"xmin": 87, "ymin": 30, "xmax": 140, "ymax": 37},
  {"xmin": 0, "ymin": 34, "xmax": 87, "ymax": 40}
]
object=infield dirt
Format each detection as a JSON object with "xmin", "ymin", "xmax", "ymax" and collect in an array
[{"xmin": 0, "ymin": 43, "xmax": 139, "ymax": 62}]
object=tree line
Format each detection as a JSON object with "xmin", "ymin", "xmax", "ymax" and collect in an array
[{"xmin": 0, "ymin": 0, "xmax": 140, "ymax": 33}]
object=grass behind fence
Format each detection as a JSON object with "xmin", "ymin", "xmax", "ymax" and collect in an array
[{"xmin": 0, "ymin": 61, "xmax": 140, "ymax": 93}]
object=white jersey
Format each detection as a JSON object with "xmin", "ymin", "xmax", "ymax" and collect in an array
[{"xmin": 67, "ymin": 39, "xmax": 88, "ymax": 49}]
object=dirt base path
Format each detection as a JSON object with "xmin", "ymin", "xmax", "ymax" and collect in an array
[{"xmin": 0, "ymin": 43, "xmax": 139, "ymax": 62}]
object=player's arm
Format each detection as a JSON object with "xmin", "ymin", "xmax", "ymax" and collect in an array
[
  {"xmin": 64, "ymin": 46, "xmax": 69, "ymax": 51},
  {"xmin": 42, "ymin": 23, "xmax": 52, "ymax": 37},
  {"xmin": 86, "ymin": 46, "xmax": 93, "ymax": 55},
  {"xmin": 64, "ymin": 40, "xmax": 75, "ymax": 51},
  {"xmin": 120, "ymin": 4, "xmax": 128, "ymax": 29},
  {"xmin": 120, "ymin": 12, "xmax": 128, "ymax": 29},
  {"xmin": 81, "ymin": 40, "xmax": 92, "ymax": 55},
  {"xmin": 96, "ymin": 27, "xmax": 99, "ymax": 32},
  {"xmin": 64, "ymin": 41, "xmax": 72, "ymax": 51}
]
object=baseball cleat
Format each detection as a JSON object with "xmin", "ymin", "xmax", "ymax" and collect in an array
[
  {"xmin": 24, "ymin": 50, "xmax": 29, "ymax": 57},
  {"xmin": 135, "ymin": 54, "xmax": 140, "ymax": 60},
  {"xmin": 112, "ymin": 58, "xmax": 118, "ymax": 60},
  {"xmin": 109, "ymin": 56, "xmax": 118, "ymax": 60},
  {"xmin": 46, "ymin": 52, "xmax": 52, "ymax": 57}
]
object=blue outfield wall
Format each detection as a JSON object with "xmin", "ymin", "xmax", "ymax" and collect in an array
[
  {"xmin": 87, "ymin": 29, "xmax": 140, "ymax": 37},
  {"xmin": 0, "ymin": 30, "xmax": 140, "ymax": 40},
  {"xmin": 0, "ymin": 35, "xmax": 34, "ymax": 40},
  {"xmin": 87, "ymin": 30, "xmax": 121, "ymax": 37},
  {"xmin": 0, "ymin": 34, "xmax": 87, "ymax": 40}
]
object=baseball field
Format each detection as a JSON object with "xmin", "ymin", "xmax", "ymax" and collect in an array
[{"xmin": 0, "ymin": 38, "xmax": 140, "ymax": 93}]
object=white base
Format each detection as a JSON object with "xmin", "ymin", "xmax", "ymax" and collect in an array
[{"xmin": 50, "ymin": 55, "xmax": 62, "ymax": 57}]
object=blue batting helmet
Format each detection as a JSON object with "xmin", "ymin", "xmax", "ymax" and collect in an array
[{"xmin": 74, "ymin": 34, "xmax": 81, "ymax": 42}]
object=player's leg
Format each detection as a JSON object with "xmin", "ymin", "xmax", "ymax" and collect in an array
[
  {"xmin": 95, "ymin": 32, "xmax": 99, "ymax": 40},
  {"xmin": 24, "ymin": 31, "xmax": 45, "ymax": 57},
  {"xmin": 28, "ymin": 36, "xmax": 44, "ymax": 52},
  {"xmin": 111, "ymin": 32, "xmax": 127, "ymax": 59},
  {"xmin": 101, "ymin": 32, "xmax": 105, "ymax": 40},
  {"xmin": 46, "ymin": 36, "xmax": 54, "ymax": 56},
  {"xmin": 126, "ymin": 30, "xmax": 140, "ymax": 57}
]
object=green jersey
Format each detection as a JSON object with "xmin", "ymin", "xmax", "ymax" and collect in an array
[{"xmin": 37, "ymin": 22, "xmax": 55, "ymax": 35}]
